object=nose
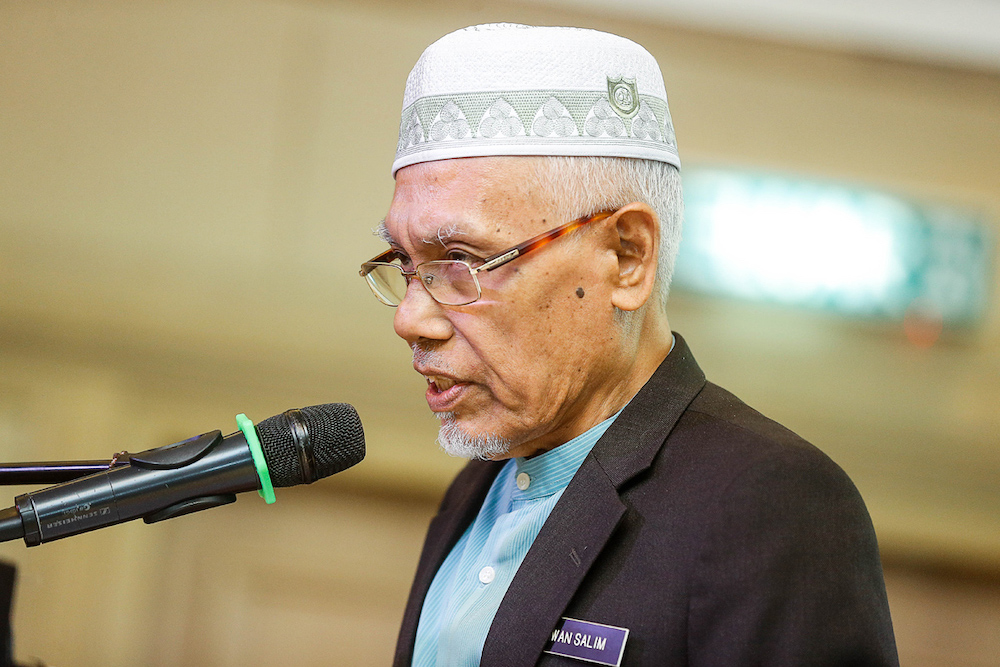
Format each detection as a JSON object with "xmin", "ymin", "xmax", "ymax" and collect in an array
[{"xmin": 393, "ymin": 277, "xmax": 454, "ymax": 345}]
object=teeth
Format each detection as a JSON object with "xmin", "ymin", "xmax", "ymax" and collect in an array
[{"xmin": 427, "ymin": 375, "xmax": 456, "ymax": 391}]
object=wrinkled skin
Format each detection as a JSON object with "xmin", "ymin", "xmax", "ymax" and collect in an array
[{"xmin": 383, "ymin": 156, "xmax": 673, "ymax": 459}]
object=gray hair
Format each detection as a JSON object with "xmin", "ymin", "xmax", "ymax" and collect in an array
[{"xmin": 525, "ymin": 157, "xmax": 683, "ymax": 311}]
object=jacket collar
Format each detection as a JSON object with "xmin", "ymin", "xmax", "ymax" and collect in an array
[
  {"xmin": 591, "ymin": 332, "xmax": 706, "ymax": 488},
  {"xmin": 482, "ymin": 332, "xmax": 706, "ymax": 665}
]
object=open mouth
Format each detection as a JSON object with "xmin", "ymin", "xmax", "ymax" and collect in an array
[
  {"xmin": 427, "ymin": 375, "xmax": 457, "ymax": 392},
  {"xmin": 423, "ymin": 373, "xmax": 471, "ymax": 413}
]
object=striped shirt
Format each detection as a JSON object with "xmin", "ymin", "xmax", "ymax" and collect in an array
[{"xmin": 411, "ymin": 411, "xmax": 623, "ymax": 667}]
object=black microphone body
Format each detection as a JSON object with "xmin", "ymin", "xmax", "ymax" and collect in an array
[
  {"xmin": 0, "ymin": 404, "xmax": 365, "ymax": 547},
  {"xmin": 13, "ymin": 429, "xmax": 256, "ymax": 545}
]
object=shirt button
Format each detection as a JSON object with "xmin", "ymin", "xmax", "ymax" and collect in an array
[
  {"xmin": 479, "ymin": 566, "xmax": 496, "ymax": 584},
  {"xmin": 516, "ymin": 472, "xmax": 531, "ymax": 491}
]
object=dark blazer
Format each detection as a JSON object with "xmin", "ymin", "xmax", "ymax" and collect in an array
[{"xmin": 394, "ymin": 334, "xmax": 898, "ymax": 666}]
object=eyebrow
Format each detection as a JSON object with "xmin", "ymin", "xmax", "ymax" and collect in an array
[
  {"xmin": 374, "ymin": 220, "xmax": 393, "ymax": 244},
  {"xmin": 373, "ymin": 220, "xmax": 472, "ymax": 248}
]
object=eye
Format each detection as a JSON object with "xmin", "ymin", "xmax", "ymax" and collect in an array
[{"xmin": 446, "ymin": 249, "xmax": 480, "ymax": 264}]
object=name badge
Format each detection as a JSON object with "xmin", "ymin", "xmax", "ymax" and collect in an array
[{"xmin": 543, "ymin": 617, "xmax": 629, "ymax": 666}]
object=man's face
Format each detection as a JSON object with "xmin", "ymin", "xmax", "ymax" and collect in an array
[{"xmin": 383, "ymin": 157, "xmax": 630, "ymax": 459}]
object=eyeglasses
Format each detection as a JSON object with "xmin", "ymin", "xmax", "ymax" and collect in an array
[{"xmin": 360, "ymin": 210, "xmax": 615, "ymax": 307}]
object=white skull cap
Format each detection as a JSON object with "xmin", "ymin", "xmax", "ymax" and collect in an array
[{"xmin": 392, "ymin": 23, "xmax": 680, "ymax": 177}]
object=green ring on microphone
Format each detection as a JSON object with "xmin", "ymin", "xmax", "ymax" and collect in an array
[{"xmin": 236, "ymin": 413, "xmax": 276, "ymax": 504}]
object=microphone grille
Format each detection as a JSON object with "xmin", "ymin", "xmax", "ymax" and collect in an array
[{"xmin": 256, "ymin": 403, "xmax": 365, "ymax": 488}]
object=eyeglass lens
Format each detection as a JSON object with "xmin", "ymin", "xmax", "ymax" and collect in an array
[{"xmin": 367, "ymin": 261, "xmax": 481, "ymax": 306}]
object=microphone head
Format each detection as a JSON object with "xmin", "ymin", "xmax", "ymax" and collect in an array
[{"xmin": 255, "ymin": 403, "xmax": 365, "ymax": 487}]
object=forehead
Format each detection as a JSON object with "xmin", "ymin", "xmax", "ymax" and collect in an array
[{"xmin": 384, "ymin": 157, "xmax": 552, "ymax": 248}]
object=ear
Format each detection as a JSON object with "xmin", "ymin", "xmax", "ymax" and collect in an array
[{"xmin": 608, "ymin": 204, "xmax": 659, "ymax": 312}]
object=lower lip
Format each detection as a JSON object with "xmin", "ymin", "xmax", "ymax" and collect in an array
[{"xmin": 425, "ymin": 381, "xmax": 470, "ymax": 412}]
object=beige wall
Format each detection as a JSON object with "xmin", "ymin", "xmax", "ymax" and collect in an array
[{"xmin": 1, "ymin": 0, "xmax": 998, "ymax": 664}]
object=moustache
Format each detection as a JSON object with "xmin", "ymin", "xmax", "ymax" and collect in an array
[{"xmin": 412, "ymin": 344, "xmax": 448, "ymax": 369}]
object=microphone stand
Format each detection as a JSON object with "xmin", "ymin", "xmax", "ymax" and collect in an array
[
  {"xmin": 0, "ymin": 456, "xmax": 131, "ymax": 486},
  {"xmin": 0, "ymin": 464, "xmax": 82, "ymax": 667}
]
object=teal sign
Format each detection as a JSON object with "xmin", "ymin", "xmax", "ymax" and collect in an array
[{"xmin": 673, "ymin": 168, "xmax": 993, "ymax": 325}]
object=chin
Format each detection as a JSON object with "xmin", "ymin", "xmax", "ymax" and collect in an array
[{"xmin": 435, "ymin": 413, "xmax": 512, "ymax": 460}]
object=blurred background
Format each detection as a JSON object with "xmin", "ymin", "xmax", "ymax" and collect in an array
[{"xmin": 1, "ymin": 0, "xmax": 998, "ymax": 664}]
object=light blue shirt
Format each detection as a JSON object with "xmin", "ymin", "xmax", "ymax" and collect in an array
[{"xmin": 412, "ymin": 411, "xmax": 623, "ymax": 667}]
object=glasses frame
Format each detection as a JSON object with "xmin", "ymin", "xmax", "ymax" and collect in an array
[{"xmin": 360, "ymin": 210, "xmax": 616, "ymax": 307}]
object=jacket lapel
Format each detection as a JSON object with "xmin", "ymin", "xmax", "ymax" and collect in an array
[
  {"xmin": 481, "ymin": 455, "xmax": 626, "ymax": 665},
  {"xmin": 393, "ymin": 460, "xmax": 504, "ymax": 666},
  {"xmin": 481, "ymin": 334, "xmax": 707, "ymax": 665}
]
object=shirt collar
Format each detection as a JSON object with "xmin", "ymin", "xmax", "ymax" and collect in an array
[
  {"xmin": 509, "ymin": 408, "xmax": 623, "ymax": 501},
  {"xmin": 506, "ymin": 334, "xmax": 674, "ymax": 502}
]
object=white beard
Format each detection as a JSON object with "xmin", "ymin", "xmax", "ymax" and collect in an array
[
  {"xmin": 414, "ymin": 344, "xmax": 512, "ymax": 459},
  {"xmin": 435, "ymin": 413, "xmax": 511, "ymax": 460}
]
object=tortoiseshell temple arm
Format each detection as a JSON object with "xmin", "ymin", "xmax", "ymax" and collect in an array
[
  {"xmin": 359, "ymin": 209, "xmax": 616, "ymax": 278},
  {"xmin": 478, "ymin": 210, "xmax": 615, "ymax": 273}
]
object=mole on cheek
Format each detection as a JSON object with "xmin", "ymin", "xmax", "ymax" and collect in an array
[{"xmin": 576, "ymin": 287, "xmax": 585, "ymax": 298}]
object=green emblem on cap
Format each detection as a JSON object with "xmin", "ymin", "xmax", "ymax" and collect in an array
[{"xmin": 607, "ymin": 76, "xmax": 639, "ymax": 118}]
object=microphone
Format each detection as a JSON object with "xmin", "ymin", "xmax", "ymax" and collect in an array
[{"xmin": 0, "ymin": 403, "xmax": 365, "ymax": 547}]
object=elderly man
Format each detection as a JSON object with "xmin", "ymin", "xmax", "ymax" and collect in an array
[{"xmin": 361, "ymin": 24, "xmax": 898, "ymax": 667}]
